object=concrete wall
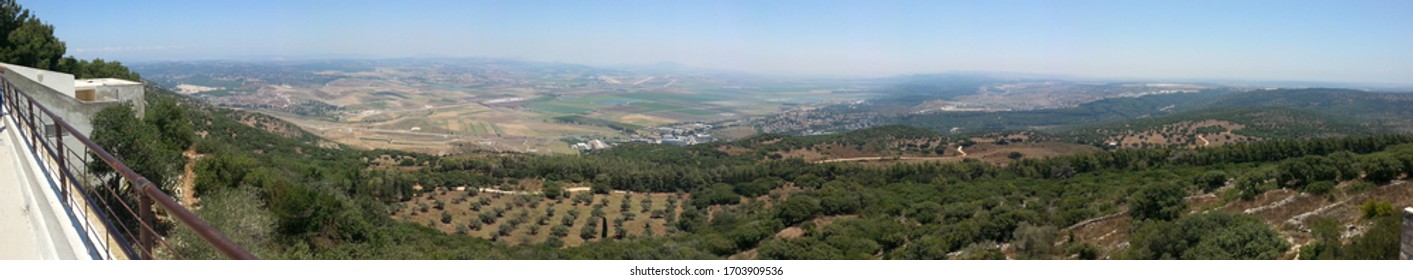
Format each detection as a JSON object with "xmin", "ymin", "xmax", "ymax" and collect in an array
[
  {"xmin": 1402, "ymin": 207, "xmax": 1413, "ymax": 260},
  {"xmin": 76, "ymin": 78, "xmax": 144, "ymax": 113},
  {"xmin": 1, "ymin": 63, "xmax": 73, "ymax": 96},
  {"xmin": 86, "ymin": 82, "xmax": 144, "ymax": 114},
  {"xmin": 1, "ymin": 64, "xmax": 144, "ymax": 138}
]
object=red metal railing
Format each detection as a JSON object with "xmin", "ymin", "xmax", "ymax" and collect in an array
[{"xmin": 2, "ymin": 76, "xmax": 255, "ymax": 260}]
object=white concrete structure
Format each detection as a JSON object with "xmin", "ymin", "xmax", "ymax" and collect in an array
[
  {"xmin": 0, "ymin": 63, "xmax": 145, "ymax": 139},
  {"xmin": 74, "ymin": 78, "xmax": 144, "ymax": 104},
  {"xmin": 1402, "ymin": 207, "xmax": 1413, "ymax": 260}
]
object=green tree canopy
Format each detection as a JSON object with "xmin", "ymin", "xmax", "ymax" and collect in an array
[
  {"xmin": 1129, "ymin": 183, "xmax": 1188, "ymax": 221},
  {"xmin": 1123, "ymin": 212, "xmax": 1289, "ymax": 260},
  {"xmin": 1, "ymin": 17, "xmax": 63, "ymax": 69}
]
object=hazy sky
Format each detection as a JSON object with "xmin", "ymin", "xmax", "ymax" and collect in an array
[{"xmin": 21, "ymin": 0, "xmax": 1413, "ymax": 84}]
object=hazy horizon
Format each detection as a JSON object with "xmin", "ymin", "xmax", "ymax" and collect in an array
[{"xmin": 22, "ymin": 0, "xmax": 1413, "ymax": 85}]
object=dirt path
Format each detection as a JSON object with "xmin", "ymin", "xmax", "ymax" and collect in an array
[
  {"xmin": 178, "ymin": 149, "xmax": 201, "ymax": 208},
  {"xmin": 812, "ymin": 145, "xmax": 967, "ymax": 163},
  {"xmin": 813, "ymin": 156, "xmax": 957, "ymax": 163},
  {"xmin": 465, "ymin": 186, "xmax": 617, "ymax": 195},
  {"xmin": 1198, "ymin": 134, "xmax": 1211, "ymax": 147}
]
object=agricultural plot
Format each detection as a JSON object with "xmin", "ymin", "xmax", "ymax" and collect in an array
[
  {"xmin": 528, "ymin": 102, "xmax": 596, "ymax": 115},
  {"xmin": 395, "ymin": 190, "xmax": 687, "ymax": 247}
]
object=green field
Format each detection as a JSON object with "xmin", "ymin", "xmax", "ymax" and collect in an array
[
  {"xmin": 528, "ymin": 103, "xmax": 595, "ymax": 115},
  {"xmin": 618, "ymin": 92, "xmax": 728, "ymax": 103},
  {"xmin": 528, "ymin": 94, "xmax": 725, "ymax": 119}
]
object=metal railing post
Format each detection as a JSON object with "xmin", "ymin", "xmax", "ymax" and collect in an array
[
  {"xmin": 57, "ymin": 123, "xmax": 67, "ymax": 201},
  {"xmin": 27, "ymin": 97, "xmax": 36, "ymax": 153},
  {"xmin": 137, "ymin": 179, "xmax": 155, "ymax": 260}
]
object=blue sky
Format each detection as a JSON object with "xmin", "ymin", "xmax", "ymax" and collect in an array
[{"xmin": 19, "ymin": 0, "xmax": 1413, "ymax": 84}]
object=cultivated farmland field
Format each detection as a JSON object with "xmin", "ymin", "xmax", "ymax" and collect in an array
[
  {"xmin": 394, "ymin": 189, "xmax": 687, "ymax": 247},
  {"xmin": 140, "ymin": 59, "xmax": 881, "ymax": 155}
]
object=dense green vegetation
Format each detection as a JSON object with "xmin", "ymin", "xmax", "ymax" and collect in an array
[
  {"xmin": 1060, "ymin": 106, "xmax": 1380, "ymax": 145},
  {"xmin": 552, "ymin": 115, "xmax": 643, "ymax": 133},
  {"xmin": 1121, "ymin": 212, "xmax": 1289, "ymax": 260},
  {"xmin": 144, "ymin": 92, "xmax": 1413, "ymax": 259}
]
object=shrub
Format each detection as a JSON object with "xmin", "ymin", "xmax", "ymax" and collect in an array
[
  {"xmin": 777, "ymin": 195, "xmax": 822, "ymax": 225},
  {"xmin": 1066, "ymin": 243, "xmax": 1100, "ymax": 260},
  {"xmin": 692, "ymin": 183, "xmax": 741, "ymax": 208},
  {"xmin": 1235, "ymin": 175, "xmax": 1267, "ymax": 201},
  {"xmin": 1123, "ymin": 212, "xmax": 1288, "ymax": 260},
  {"xmin": 1348, "ymin": 181, "xmax": 1378, "ymax": 193},
  {"xmin": 1304, "ymin": 181, "xmax": 1334, "ymax": 195},
  {"xmin": 580, "ymin": 224, "xmax": 598, "ymax": 240},
  {"xmin": 544, "ymin": 237, "xmax": 564, "ymax": 248},
  {"xmin": 497, "ymin": 223, "xmax": 515, "ymax": 237},
  {"xmin": 591, "ymin": 182, "xmax": 611, "ymax": 194},
  {"xmin": 1195, "ymin": 171, "xmax": 1228, "ymax": 192},
  {"xmin": 1012, "ymin": 222, "xmax": 1059, "ymax": 259},
  {"xmin": 1363, "ymin": 155, "xmax": 1403, "ymax": 183},
  {"xmin": 1129, "ymin": 183, "xmax": 1188, "ymax": 221},
  {"xmin": 478, "ymin": 212, "xmax": 496, "ymax": 224},
  {"xmin": 613, "ymin": 226, "xmax": 627, "ymax": 239},
  {"xmin": 1360, "ymin": 200, "xmax": 1395, "ymax": 220},
  {"xmin": 440, "ymin": 211, "xmax": 453, "ymax": 224},
  {"xmin": 550, "ymin": 225, "xmax": 570, "ymax": 238},
  {"xmin": 542, "ymin": 181, "xmax": 564, "ymax": 199}
]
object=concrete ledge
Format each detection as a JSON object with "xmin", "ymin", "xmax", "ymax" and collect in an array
[
  {"xmin": 1, "ymin": 114, "xmax": 91, "ymax": 259},
  {"xmin": 1402, "ymin": 207, "xmax": 1412, "ymax": 260}
]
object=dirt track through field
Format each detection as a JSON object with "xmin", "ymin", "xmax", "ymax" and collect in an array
[{"xmin": 811, "ymin": 146, "xmax": 967, "ymax": 163}]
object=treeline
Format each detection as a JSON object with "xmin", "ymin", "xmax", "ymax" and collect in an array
[
  {"xmin": 1057, "ymin": 107, "xmax": 1378, "ymax": 146},
  {"xmin": 552, "ymin": 115, "xmax": 642, "ymax": 133},
  {"xmin": 879, "ymin": 90, "xmax": 1230, "ymax": 133}
]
